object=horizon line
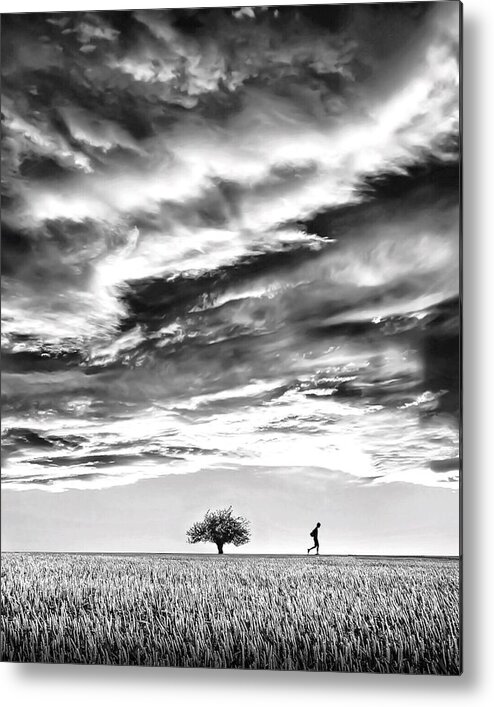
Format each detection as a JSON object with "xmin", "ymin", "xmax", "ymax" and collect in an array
[{"xmin": 1, "ymin": 550, "xmax": 461, "ymax": 559}]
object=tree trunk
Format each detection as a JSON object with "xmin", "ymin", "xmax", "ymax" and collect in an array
[{"xmin": 216, "ymin": 543, "xmax": 224, "ymax": 554}]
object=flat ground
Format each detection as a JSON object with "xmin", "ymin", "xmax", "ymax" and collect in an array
[{"xmin": 1, "ymin": 553, "xmax": 460, "ymax": 673}]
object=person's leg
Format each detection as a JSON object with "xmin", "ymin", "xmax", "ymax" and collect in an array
[{"xmin": 316, "ymin": 540, "xmax": 319, "ymax": 555}]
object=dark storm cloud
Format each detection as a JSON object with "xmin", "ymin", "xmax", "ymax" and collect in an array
[
  {"xmin": 430, "ymin": 458, "xmax": 460, "ymax": 473},
  {"xmin": 1, "ymin": 4, "xmax": 460, "ymax": 490},
  {"xmin": 23, "ymin": 451, "xmax": 183, "ymax": 468}
]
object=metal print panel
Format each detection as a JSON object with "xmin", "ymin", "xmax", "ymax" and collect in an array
[{"xmin": 1, "ymin": 2, "xmax": 461, "ymax": 673}]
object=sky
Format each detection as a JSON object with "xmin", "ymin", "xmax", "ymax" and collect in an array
[{"xmin": 1, "ymin": 3, "xmax": 460, "ymax": 555}]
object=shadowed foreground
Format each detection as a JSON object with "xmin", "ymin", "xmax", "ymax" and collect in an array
[{"xmin": 1, "ymin": 553, "xmax": 460, "ymax": 674}]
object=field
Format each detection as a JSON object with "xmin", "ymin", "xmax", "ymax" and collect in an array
[{"xmin": 1, "ymin": 553, "xmax": 460, "ymax": 674}]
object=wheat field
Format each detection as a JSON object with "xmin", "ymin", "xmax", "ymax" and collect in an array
[{"xmin": 0, "ymin": 553, "xmax": 460, "ymax": 673}]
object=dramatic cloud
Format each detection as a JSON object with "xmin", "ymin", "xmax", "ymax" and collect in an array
[{"xmin": 1, "ymin": 4, "xmax": 460, "ymax": 492}]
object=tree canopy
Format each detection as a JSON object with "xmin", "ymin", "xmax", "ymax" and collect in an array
[{"xmin": 186, "ymin": 506, "xmax": 251, "ymax": 554}]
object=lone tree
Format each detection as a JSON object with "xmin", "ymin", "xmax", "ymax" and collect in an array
[{"xmin": 186, "ymin": 506, "xmax": 251, "ymax": 554}]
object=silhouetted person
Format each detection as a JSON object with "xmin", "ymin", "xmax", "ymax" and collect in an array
[{"xmin": 308, "ymin": 522, "xmax": 321, "ymax": 555}]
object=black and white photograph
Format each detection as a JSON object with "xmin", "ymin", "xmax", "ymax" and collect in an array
[{"xmin": 1, "ymin": 2, "xmax": 461, "ymax": 674}]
